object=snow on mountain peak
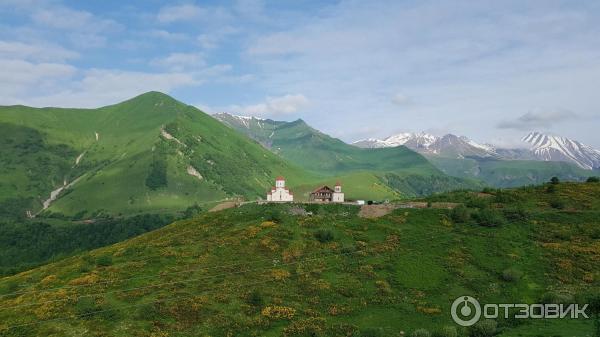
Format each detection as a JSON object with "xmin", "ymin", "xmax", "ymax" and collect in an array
[{"xmin": 521, "ymin": 131, "xmax": 600, "ymax": 169}]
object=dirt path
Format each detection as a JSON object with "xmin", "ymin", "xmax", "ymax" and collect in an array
[
  {"xmin": 358, "ymin": 204, "xmax": 401, "ymax": 218},
  {"xmin": 209, "ymin": 201, "xmax": 240, "ymax": 212},
  {"xmin": 358, "ymin": 202, "xmax": 460, "ymax": 218}
]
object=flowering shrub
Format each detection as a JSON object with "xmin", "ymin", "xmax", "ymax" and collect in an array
[
  {"xmin": 69, "ymin": 272, "xmax": 100, "ymax": 286},
  {"xmin": 260, "ymin": 237, "xmax": 279, "ymax": 251},
  {"xmin": 271, "ymin": 269, "xmax": 291, "ymax": 281},
  {"xmin": 375, "ymin": 280, "xmax": 392, "ymax": 294},
  {"xmin": 261, "ymin": 305, "xmax": 296, "ymax": 319},
  {"xmin": 283, "ymin": 317, "xmax": 325, "ymax": 336},
  {"xmin": 40, "ymin": 275, "xmax": 57, "ymax": 285},
  {"xmin": 260, "ymin": 221, "xmax": 277, "ymax": 228}
]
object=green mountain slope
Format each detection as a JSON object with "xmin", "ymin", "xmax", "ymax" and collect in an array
[
  {"xmin": 214, "ymin": 113, "xmax": 482, "ymax": 196},
  {"xmin": 427, "ymin": 155, "xmax": 594, "ymax": 188},
  {"xmin": 0, "ymin": 92, "xmax": 314, "ymax": 218},
  {"xmin": 213, "ymin": 113, "xmax": 438, "ymax": 175},
  {"xmin": 0, "ymin": 182, "xmax": 597, "ymax": 336}
]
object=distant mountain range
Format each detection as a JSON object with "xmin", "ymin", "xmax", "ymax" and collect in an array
[
  {"xmin": 354, "ymin": 131, "xmax": 600, "ymax": 170},
  {"xmin": 0, "ymin": 97, "xmax": 595, "ymax": 220},
  {"xmin": 0, "ymin": 96, "xmax": 488, "ymax": 220},
  {"xmin": 215, "ymin": 113, "xmax": 595, "ymax": 187},
  {"xmin": 354, "ymin": 132, "xmax": 494, "ymax": 158},
  {"xmin": 213, "ymin": 112, "xmax": 480, "ymax": 197}
]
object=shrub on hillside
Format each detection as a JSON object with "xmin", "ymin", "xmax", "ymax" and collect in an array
[
  {"xmin": 314, "ymin": 229, "xmax": 334, "ymax": 243},
  {"xmin": 265, "ymin": 209, "xmax": 283, "ymax": 223},
  {"xmin": 501, "ymin": 268, "xmax": 523, "ymax": 282},
  {"xmin": 539, "ymin": 291, "xmax": 574, "ymax": 304},
  {"xmin": 587, "ymin": 176, "xmax": 600, "ymax": 183},
  {"xmin": 450, "ymin": 205, "xmax": 470, "ymax": 223},
  {"xmin": 246, "ymin": 290, "xmax": 264, "ymax": 307},
  {"xmin": 502, "ymin": 207, "xmax": 529, "ymax": 222},
  {"xmin": 493, "ymin": 190, "xmax": 520, "ymax": 203},
  {"xmin": 550, "ymin": 176, "xmax": 560, "ymax": 184},
  {"xmin": 481, "ymin": 187, "xmax": 496, "ymax": 194},
  {"xmin": 466, "ymin": 197, "xmax": 489, "ymax": 209},
  {"xmin": 75, "ymin": 297, "xmax": 99, "ymax": 318},
  {"xmin": 549, "ymin": 199, "xmax": 565, "ymax": 209},
  {"xmin": 95, "ymin": 254, "xmax": 113, "ymax": 267},
  {"xmin": 183, "ymin": 203, "xmax": 202, "ymax": 218},
  {"xmin": 411, "ymin": 328, "xmax": 431, "ymax": 337},
  {"xmin": 472, "ymin": 208, "xmax": 506, "ymax": 227},
  {"xmin": 468, "ymin": 319, "xmax": 497, "ymax": 337}
]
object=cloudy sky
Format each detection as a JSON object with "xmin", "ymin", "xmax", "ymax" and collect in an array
[{"xmin": 1, "ymin": 0, "xmax": 599, "ymax": 147}]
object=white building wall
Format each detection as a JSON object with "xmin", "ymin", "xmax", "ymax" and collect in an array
[
  {"xmin": 267, "ymin": 181, "xmax": 293, "ymax": 202},
  {"xmin": 332, "ymin": 192, "xmax": 344, "ymax": 203}
]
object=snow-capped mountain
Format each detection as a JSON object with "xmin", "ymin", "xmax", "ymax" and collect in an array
[
  {"xmin": 353, "ymin": 132, "xmax": 497, "ymax": 158},
  {"xmin": 354, "ymin": 131, "xmax": 600, "ymax": 170},
  {"xmin": 353, "ymin": 132, "xmax": 436, "ymax": 149},
  {"xmin": 213, "ymin": 112, "xmax": 269, "ymax": 129},
  {"xmin": 521, "ymin": 132, "xmax": 600, "ymax": 170}
]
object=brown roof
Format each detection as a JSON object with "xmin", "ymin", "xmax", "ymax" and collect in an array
[
  {"xmin": 311, "ymin": 185, "xmax": 334, "ymax": 194},
  {"xmin": 276, "ymin": 176, "xmax": 285, "ymax": 181}
]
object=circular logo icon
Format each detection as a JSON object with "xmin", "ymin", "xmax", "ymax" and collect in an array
[{"xmin": 451, "ymin": 296, "xmax": 481, "ymax": 326}]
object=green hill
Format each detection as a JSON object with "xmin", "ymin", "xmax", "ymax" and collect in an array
[
  {"xmin": 0, "ymin": 181, "xmax": 598, "ymax": 336},
  {"xmin": 214, "ymin": 113, "xmax": 437, "ymax": 175},
  {"xmin": 0, "ymin": 92, "xmax": 315, "ymax": 218},
  {"xmin": 214, "ymin": 113, "xmax": 482, "ymax": 197},
  {"xmin": 0, "ymin": 98, "xmax": 482, "ymax": 219}
]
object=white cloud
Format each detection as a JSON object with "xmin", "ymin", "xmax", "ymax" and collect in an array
[
  {"xmin": 234, "ymin": 0, "xmax": 266, "ymax": 21},
  {"xmin": 150, "ymin": 52, "xmax": 206, "ymax": 72},
  {"xmin": 227, "ymin": 94, "xmax": 309, "ymax": 117},
  {"xmin": 31, "ymin": 5, "xmax": 121, "ymax": 33},
  {"xmin": 197, "ymin": 26, "xmax": 238, "ymax": 50},
  {"xmin": 197, "ymin": 34, "xmax": 218, "ymax": 49},
  {"xmin": 157, "ymin": 4, "xmax": 213, "ymax": 23},
  {"xmin": 148, "ymin": 29, "xmax": 188, "ymax": 41},
  {"xmin": 0, "ymin": 58, "xmax": 76, "ymax": 103},
  {"xmin": 0, "ymin": 40, "xmax": 78, "ymax": 62},
  {"xmin": 497, "ymin": 109, "xmax": 579, "ymax": 130},
  {"xmin": 243, "ymin": 1, "xmax": 600, "ymax": 147},
  {"xmin": 26, "ymin": 69, "xmax": 199, "ymax": 108}
]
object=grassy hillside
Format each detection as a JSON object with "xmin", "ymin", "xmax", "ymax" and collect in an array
[
  {"xmin": 0, "ymin": 92, "xmax": 316, "ymax": 217},
  {"xmin": 291, "ymin": 172, "xmax": 401, "ymax": 201},
  {"xmin": 427, "ymin": 155, "xmax": 593, "ymax": 188},
  {"xmin": 214, "ymin": 113, "xmax": 482, "ymax": 198},
  {"xmin": 214, "ymin": 113, "xmax": 440, "ymax": 176},
  {"xmin": 0, "ymin": 181, "xmax": 597, "ymax": 336}
]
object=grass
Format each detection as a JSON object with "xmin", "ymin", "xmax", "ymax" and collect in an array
[
  {"xmin": 427, "ymin": 156, "xmax": 593, "ymax": 188},
  {"xmin": 291, "ymin": 171, "xmax": 401, "ymax": 201},
  {"xmin": 0, "ymin": 182, "xmax": 597, "ymax": 336}
]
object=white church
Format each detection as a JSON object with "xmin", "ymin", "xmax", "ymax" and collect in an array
[{"xmin": 266, "ymin": 176, "xmax": 294, "ymax": 202}]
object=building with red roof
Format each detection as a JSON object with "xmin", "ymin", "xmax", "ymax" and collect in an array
[{"xmin": 266, "ymin": 176, "xmax": 294, "ymax": 202}]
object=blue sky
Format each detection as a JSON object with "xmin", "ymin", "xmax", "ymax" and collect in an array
[{"xmin": 1, "ymin": 0, "xmax": 599, "ymax": 147}]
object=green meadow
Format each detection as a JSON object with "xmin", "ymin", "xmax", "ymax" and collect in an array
[{"xmin": 0, "ymin": 181, "xmax": 597, "ymax": 336}]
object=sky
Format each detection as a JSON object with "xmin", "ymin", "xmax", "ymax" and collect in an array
[{"xmin": 1, "ymin": 0, "xmax": 599, "ymax": 148}]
